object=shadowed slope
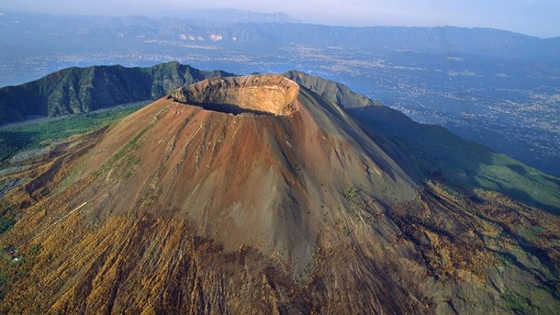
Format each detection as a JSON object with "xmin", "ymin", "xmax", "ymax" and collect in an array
[{"xmin": 285, "ymin": 70, "xmax": 560, "ymax": 213}]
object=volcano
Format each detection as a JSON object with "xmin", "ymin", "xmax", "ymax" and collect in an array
[
  {"xmin": 1, "ymin": 74, "xmax": 559, "ymax": 315},
  {"xmin": 49, "ymin": 74, "xmax": 417, "ymax": 278}
]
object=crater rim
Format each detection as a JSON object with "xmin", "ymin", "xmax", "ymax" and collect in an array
[{"xmin": 170, "ymin": 74, "xmax": 300, "ymax": 116}]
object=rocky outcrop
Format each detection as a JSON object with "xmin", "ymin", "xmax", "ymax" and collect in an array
[{"xmin": 171, "ymin": 75, "xmax": 300, "ymax": 116}]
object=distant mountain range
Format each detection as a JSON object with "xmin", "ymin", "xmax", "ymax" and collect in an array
[
  {"xmin": 1, "ymin": 10, "xmax": 559, "ymax": 61},
  {"xmin": 155, "ymin": 8, "xmax": 300, "ymax": 23}
]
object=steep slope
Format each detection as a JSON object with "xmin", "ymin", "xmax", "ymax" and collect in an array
[
  {"xmin": 0, "ymin": 74, "xmax": 559, "ymax": 315},
  {"xmin": 283, "ymin": 70, "xmax": 379, "ymax": 109},
  {"xmin": 349, "ymin": 104, "xmax": 560, "ymax": 213},
  {"xmin": 0, "ymin": 62, "xmax": 231, "ymax": 124},
  {"xmin": 57, "ymin": 74, "xmax": 417, "ymax": 271},
  {"xmin": 286, "ymin": 71, "xmax": 560, "ymax": 213}
]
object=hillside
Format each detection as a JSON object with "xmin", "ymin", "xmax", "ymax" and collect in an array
[
  {"xmin": 287, "ymin": 71, "xmax": 560, "ymax": 213},
  {"xmin": 0, "ymin": 72, "xmax": 559, "ymax": 314},
  {"xmin": 0, "ymin": 62, "xmax": 231, "ymax": 124},
  {"xmin": 283, "ymin": 70, "xmax": 380, "ymax": 109}
]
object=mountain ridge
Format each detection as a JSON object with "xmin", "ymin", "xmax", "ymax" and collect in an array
[
  {"xmin": 0, "ymin": 63, "xmax": 384, "ymax": 125},
  {"xmin": 156, "ymin": 8, "xmax": 300, "ymax": 24},
  {"xmin": 2, "ymin": 11, "xmax": 559, "ymax": 60},
  {"xmin": 0, "ymin": 62, "xmax": 232, "ymax": 124}
]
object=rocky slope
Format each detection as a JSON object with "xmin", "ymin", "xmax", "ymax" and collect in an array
[
  {"xmin": 283, "ymin": 70, "xmax": 379, "ymax": 109},
  {"xmin": 0, "ymin": 74, "xmax": 559, "ymax": 314},
  {"xmin": 288, "ymin": 71, "xmax": 560, "ymax": 213}
]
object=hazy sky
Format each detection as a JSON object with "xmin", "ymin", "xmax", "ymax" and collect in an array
[{"xmin": 2, "ymin": 0, "xmax": 559, "ymax": 38}]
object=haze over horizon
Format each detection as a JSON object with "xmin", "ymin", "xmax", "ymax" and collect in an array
[{"xmin": 1, "ymin": 0, "xmax": 559, "ymax": 38}]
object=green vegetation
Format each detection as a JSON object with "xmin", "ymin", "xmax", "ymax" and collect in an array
[
  {"xmin": 0, "ymin": 199, "xmax": 16, "ymax": 235},
  {"xmin": 343, "ymin": 187, "xmax": 359, "ymax": 202},
  {"xmin": 28, "ymin": 244, "xmax": 41, "ymax": 257},
  {"xmin": 0, "ymin": 105, "xmax": 144, "ymax": 164},
  {"xmin": 518, "ymin": 226, "xmax": 546, "ymax": 240},
  {"xmin": 0, "ymin": 264, "xmax": 10, "ymax": 300},
  {"xmin": 0, "ymin": 215, "xmax": 15, "ymax": 236},
  {"xmin": 343, "ymin": 186, "xmax": 361, "ymax": 217},
  {"xmin": 0, "ymin": 216, "xmax": 15, "ymax": 235},
  {"xmin": 501, "ymin": 284, "xmax": 558, "ymax": 315},
  {"xmin": 350, "ymin": 107, "xmax": 560, "ymax": 214},
  {"xmin": 101, "ymin": 127, "xmax": 147, "ymax": 172},
  {"xmin": 343, "ymin": 186, "xmax": 369, "ymax": 217},
  {"xmin": 0, "ymin": 242, "xmax": 40, "ymax": 301},
  {"xmin": 0, "ymin": 62, "xmax": 231, "ymax": 125},
  {"xmin": 99, "ymin": 106, "xmax": 168, "ymax": 175}
]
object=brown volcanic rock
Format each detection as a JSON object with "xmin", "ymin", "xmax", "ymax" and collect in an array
[
  {"xmin": 76, "ymin": 74, "xmax": 417, "ymax": 272},
  {"xmin": 2, "ymin": 74, "xmax": 560, "ymax": 315},
  {"xmin": 171, "ymin": 75, "xmax": 300, "ymax": 116}
]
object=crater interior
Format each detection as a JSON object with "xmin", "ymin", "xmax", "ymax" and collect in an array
[{"xmin": 171, "ymin": 75, "xmax": 300, "ymax": 116}]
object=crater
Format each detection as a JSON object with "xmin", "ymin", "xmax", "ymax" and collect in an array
[{"xmin": 171, "ymin": 75, "xmax": 300, "ymax": 116}]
